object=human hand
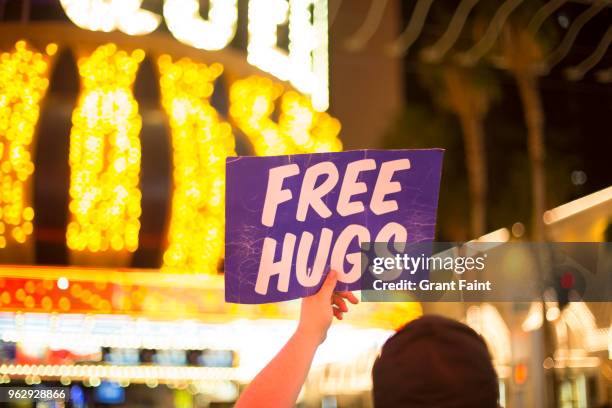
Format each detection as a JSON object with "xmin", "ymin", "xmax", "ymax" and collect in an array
[{"xmin": 297, "ymin": 270, "xmax": 359, "ymax": 345}]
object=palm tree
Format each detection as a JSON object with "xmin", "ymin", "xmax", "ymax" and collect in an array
[
  {"xmin": 441, "ymin": 66, "xmax": 493, "ymax": 237},
  {"xmin": 500, "ymin": 22, "xmax": 547, "ymax": 241},
  {"xmin": 500, "ymin": 17, "xmax": 559, "ymax": 406},
  {"xmin": 421, "ymin": 65, "xmax": 496, "ymax": 238}
]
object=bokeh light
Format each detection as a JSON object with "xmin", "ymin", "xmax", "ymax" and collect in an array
[
  {"xmin": 67, "ymin": 44, "xmax": 144, "ymax": 254},
  {"xmin": 229, "ymin": 75, "xmax": 341, "ymax": 156},
  {"xmin": 0, "ymin": 41, "xmax": 52, "ymax": 248},
  {"xmin": 158, "ymin": 56, "xmax": 235, "ymax": 274}
]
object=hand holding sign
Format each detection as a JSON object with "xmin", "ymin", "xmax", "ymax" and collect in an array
[
  {"xmin": 297, "ymin": 270, "xmax": 360, "ymax": 344},
  {"xmin": 225, "ymin": 149, "xmax": 444, "ymax": 303}
]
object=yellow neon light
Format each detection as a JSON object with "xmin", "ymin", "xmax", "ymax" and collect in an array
[
  {"xmin": 67, "ymin": 44, "xmax": 144, "ymax": 253},
  {"xmin": 158, "ymin": 56, "xmax": 236, "ymax": 273},
  {"xmin": 229, "ymin": 76, "xmax": 341, "ymax": 156},
  {"xmin": 0, "ymin": 41, "xmax": 52, "ymax": 248}
]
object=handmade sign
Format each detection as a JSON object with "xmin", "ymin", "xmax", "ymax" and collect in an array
[{"xmin": 225, "ymin": 149, "xmax": 444, "ymax": 303}]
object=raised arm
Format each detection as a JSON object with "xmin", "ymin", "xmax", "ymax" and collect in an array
[{"xmin": 235, "ymin": 270, "xmax": 359, "ymax": 408}]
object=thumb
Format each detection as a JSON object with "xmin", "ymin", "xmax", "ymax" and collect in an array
[{"xmin": 320, "ymin": 270, "xmax": 338, "ymax": 298}]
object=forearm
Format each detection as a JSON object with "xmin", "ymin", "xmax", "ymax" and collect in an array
[{"xmin": 235, "ymin": 329, "xmax": 320, "ymax": 408}]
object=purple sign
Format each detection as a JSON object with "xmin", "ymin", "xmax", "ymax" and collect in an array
[{"xmin": 225, "ymin": 149, "xmax": 444, "ymax": 304}]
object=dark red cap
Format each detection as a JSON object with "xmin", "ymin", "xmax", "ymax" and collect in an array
[{"xmin": 372, "ymin": 315, "xmax": 499, "ymax": 408}]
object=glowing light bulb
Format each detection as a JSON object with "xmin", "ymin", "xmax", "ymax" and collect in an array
[
  {"xmin": 57, "ymin": 277, "xmax": 69, "ymax": 290},
  {"xmin": 67, "ymin": 44, "xmax": 144, "ymax": 254},
  {"xmin": 0, "ymin": 41, "xmax": 53, "ymax": 247},
  {"xmin": 60, "ymin": 0, "xmax": 161, "ymax": 35},
  {"xmin": 248, "ymin": 0, "xmax": 329, "ymax": 111},
  {"xmin": 229, "ymin": 76, "xmax": 341, "ymax": 156},
  {"xmin": 164, "ymin": 0, "xmax": 238, "ymax": 51},
  {"xmin": 158, "ymin": 55, "xmax": 236, "ymax": 274}
]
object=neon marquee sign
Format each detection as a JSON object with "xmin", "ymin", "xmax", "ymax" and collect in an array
[
  {"xmin": 0, "ymin": 37, "xmax": 340, "ymax": 274},
  {"xmin": 59, "ymin": 0, "xmax": 330, "ymax": 111}
]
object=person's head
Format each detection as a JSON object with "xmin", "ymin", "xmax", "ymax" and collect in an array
[{"xmin": 372, "ymin": 314, "xmax": 499, "ymax": 408}]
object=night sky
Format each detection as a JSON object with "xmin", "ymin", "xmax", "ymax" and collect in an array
[{"xmin": 399, "ymin": 0, "xmax": 611, "ymax": 201}]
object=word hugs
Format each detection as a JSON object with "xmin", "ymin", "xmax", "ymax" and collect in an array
[{"xmin": 257, "ymin": 158, "xmax": 411, "ymax": 295}]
